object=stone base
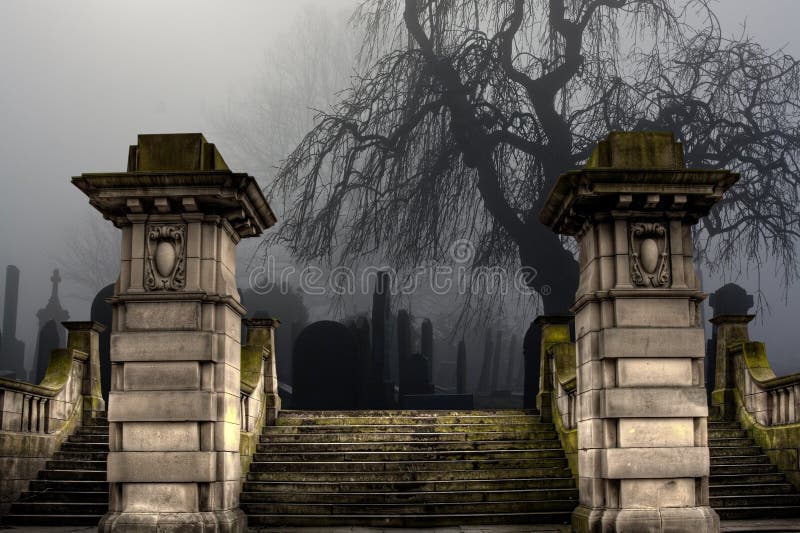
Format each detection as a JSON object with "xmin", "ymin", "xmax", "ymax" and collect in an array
[
  {"xmin": 99, "ymin": 509, "xmax": 247, "ymax": 533},
  {"xmin": 572, "ymin": 504, "xmax": 719, "ymax": 533}
]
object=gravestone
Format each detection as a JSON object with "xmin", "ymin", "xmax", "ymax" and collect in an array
[
  {"xmin": 421, "ymin": 318, "xmax": 433, "ymax": 382},
  {"xmin": 0, "ymin": 265, "xmax": 26, "ymax": 380},
  {"xmin": 397, "ymin": 310, "xmax": 412, "ymax": 397},
  {"xmin": 369, "ymin": 271, "xmax": 395, "ymax": 407},
  {"xmin": 400, "ymin": 352, "xmax": 434, "ymax": 396},
  {"xmin": 90, "ymin": 283, "xmax": 114, "ymax": 402},
  {"xmin": 491, "ymin": 329, "xmax": 503, "ymax": 392},
  {"xmin": 34, "ymin": 320, "xmax": 60, "ymax": 383},
  {"xmin": 456, "ymin": 339, "xmax": 467, "ymax": 394},
  {"xmin": 522, "ymin": 320, "xmax": 540, "ymax": 408},
  {"xmin": 293, "ymin": 321, "xmax": 360, "ymax": 410},
  {"xmin": 477, "ymin": 328, "xmax": 493, "ymax": 392},
  {"xmin": 33, "ymin": 269, "xmax": 70, "ymax": 383},
  {"xmin": 504, "ymin": 333, "xmax": 520, "ymax": 390}
]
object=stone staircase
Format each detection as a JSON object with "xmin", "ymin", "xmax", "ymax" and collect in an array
[
  {"xmin": 241, "ymin": 409, "xmax": 578, "ymax": 527},
  {"xmin": 709, "ymin": 418, "xmax": 800, "ymax": 519},
  {"xmin": 2, "ymin": 415, "xmax": 109, "ymax": 527}
]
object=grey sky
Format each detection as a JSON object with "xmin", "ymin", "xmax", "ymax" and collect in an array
[{"xmin": 0, "ymin": 0, "xmax": 799, "ymax": 375}]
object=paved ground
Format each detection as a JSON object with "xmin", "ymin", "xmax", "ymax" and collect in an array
[{"xmin": 3, "ymin": 521, "xmax": 800, "ymax": 532}]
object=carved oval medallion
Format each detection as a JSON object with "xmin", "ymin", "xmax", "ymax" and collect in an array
[
  {"xmin": 640, "ymin": 238, "xmax": 659, "ymax": 274},
  {"xmin": 155, "ymin": 241, "xmax": 177, "ymax": 277}
]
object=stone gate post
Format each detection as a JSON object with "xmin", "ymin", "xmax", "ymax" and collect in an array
[
  {"xmin": 539, "ymin": 132, "xmax": 738, "ymax": 532},
  {"xmin": 72, "ymin": 134, "xmax": 276, "ymax": 532}
]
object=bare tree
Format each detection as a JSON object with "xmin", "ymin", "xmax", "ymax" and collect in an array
[
  {"xmin": 271, "ymin": 0, "xmax": 800, "ymax": 316},
  {"xmin": 58, "ymin": 213, "xmax": 120, "ymax": 299}
]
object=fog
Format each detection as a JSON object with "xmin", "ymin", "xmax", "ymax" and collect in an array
[{"xmin": 0, "ymin": 0, "xmax": 799, "ymax": 378}]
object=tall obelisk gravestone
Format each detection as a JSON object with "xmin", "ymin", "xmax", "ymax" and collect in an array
[
  {"xmin": 540, "ymin": 132, "xmax": 738, "ymax": 532},
  {"xmin": 73, "ymin": 134, "xmax": 276, "ymax": 532}
]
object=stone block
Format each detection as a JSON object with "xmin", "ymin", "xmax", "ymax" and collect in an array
[
  {"xmin": 108, "ymin": 391, "xmax": 216, "ymax": 422},
  {"xmin": 108, "ymin": 451, "xmax": 216, "ymax": 482},
  {"xmin": 577, "ymin": 360, "xmax": 604, "ymax": 391},
  {"xmin": 215, "ymin": 305, "xmax": 242, "ymax": 341},
  {"xmin": 617, "ymin": 358, "xmax": 693, "ymax": 387},
  {"xmin": 124, "ymin": 302, "xmax": 200, "ymax": 331},
  {"xmin": 131, "ymin": 224, "xmax": 146, "ymax": 260},
  {"xmin": 578, "ymin": 418, "xmax": 606, "ymax": 449},
  {"xmin": 214, "ymin": 421, "xmax": 240, "ymax": 453},
  {"xmin": 597, "ymin": 222, "xmax": 614, "ymax": 257},
  {"xmin": 123, "ymin": 362, "xmax": 200, "ymax": 391},
  {"xmin": 129, "ymin": 258, "xmax": 144, "ymax": 291},
  {"xmin": 201, "ymin": 222, "xmax": 218, "ymax": 260},
  {"xmin": 186, "ymin": 221, "xmax": 202, "ymax": 259},
  {"xmin": 600, "ymin": 327, "xmax": 705, "ymax": 358},
  {"xmin": 215, "ymin": 451, "xmax": 241, "ymax": 482},
  {"xmin": 604, "ymin": 447, "xmax": 708, "ymax": 479},
  {"xmin": 614, "ymin": 298, "xmax": 690, "ymax": 328},
  {"xmin": 576, "ymin": 331, "xmax": 599, "ymax": 365},
  {"xmin": 575, "ymin": 303, "xmax": 601, "ymax": 339},
  {"xmin": 121, "ymin": 422, "xmax": 199, "ymax": 452},
  {"xmin": 200, "ymin": 258, "xmax": 217, "ymax": 292},
  {"xmin": 111, "ymin": 331, "xmax": 213, "ymax": 362},
  {"xmin": 618, "ymin": 418, "xmax": 695, "ymax": 448},
  {"xmin": 214, "ymin": 362, "xmax": 241, "ymax": 394},
  {"xmin": 603, "ymin": 387, "xmax": 707, "ymax": 418},
  {"xmin": 599, "ymin": 256, "xmax": 616, "ymax": 291},
  {"xmin": 122, "ymin": 483, "xmax": 199, "ymax": 513},
  {"xmin": 216, "ymin": 392, "xmax": 240, "ymax": 425}
]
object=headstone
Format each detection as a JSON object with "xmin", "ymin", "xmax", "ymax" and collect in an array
[
  {"xmin": 293, "ymin": 320, "xmax": 361, "ymax": 409},
  {"xmin": 504, "ymin": 334, "xmax": 520, "ymax": 390},
  {"xmin": 397, "ymin": 309, "xmax": 412, "ymax": 397},
  {"xmin": 34, "ymin": 319, "xmax": 60, "ymax": 383},
  {"xmin": 33, "ymin": 269, "xmax": 70, "ymax": 383},
  {"xmin": 421, "ymin": 318, "xmax": 433, "ymax": 382},
  {"xmin": 400, "ymin": 352, "xmax": 434, "ymax": 396},
  {"xmin": 456, "ymin": 339, "xmax": 467, "ymax": 394},
  {"xmin": 477, "ymin": 328, "xmax": 494, "ymax": 392},
  {"xmin": 522, "ymin": 320, "xmax": 540, "ymax": 408},
  {"xmin": 369, "ymin": 271, "xmax": 395, "ymax": 406},
  {"xmin": 491, "ymin": 329, "xmax": 503, "ymax": 392},
  {"xmin": 90, "ymin": 283, "xmax": 114, "ymax": 402},
  {"xmin": 0, "ymin": 265, "xmax": 26, "ymax": 380}
]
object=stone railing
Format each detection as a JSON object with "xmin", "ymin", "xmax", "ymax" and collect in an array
[
  {"xmin": 535, "ymin": 316, "xmax": 578, "ymax": 478},
  {"xmin": 0, "ymin": 321, "xmax": 105, "ymax": 514},
  {"xmin": 712, "ymin": 314, "xmax": 800, "ymax": 489},
  {"xmin": 239, "ymin": 318, "xmax": 281, "ymax": 485}
]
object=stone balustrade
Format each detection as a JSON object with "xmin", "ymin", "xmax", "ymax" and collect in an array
[
  {"xmin": 536, "ymin": 315, "xmax": 578, "ymax": 478},
  {"xmin": 712, "ymin": 314, "xmax": 800, "ymax": 489},
  {"xmin": 0, "ymin": 321, "xmax": 104, "ymax": 514},
  {"xmin": 239, "ymin": 318, "xmax": 280, "ymax": 485}
]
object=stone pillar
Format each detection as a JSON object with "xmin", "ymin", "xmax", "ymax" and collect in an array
[
  {"xmin": 243, "ymin": 318, "xmax": 281, "ymax": 425},
  {"xmin": 709, "ymin": 314, "xmax": 754, "ymax": 420},
  {"xmin": 535, "ymin": 315, "xmax": 572, "ymax": 423},
  {"xmin": 63, "ymin": 321, "xmax": 106, "ymax": 419},
  {"xmin": 72, "ymin": 133, "xmax": 276, "ymax": 533},
  {"xmin": 539, "ymin": 132, "xmax": 738, "ymax": 532}
]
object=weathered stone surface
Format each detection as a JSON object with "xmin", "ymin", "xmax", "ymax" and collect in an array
[
  {"xmin": 124, "ymin": 301, "xmax": 200, "ymax": 330},
  {"xmin": 111, "ymin": 331, "xmax": 214, "ymax": 361},
  {"xmin": 122, "ymin": 422, "xmax": 199, "ymax": 451},
  {"xmin": 600, "ymin": 327, "xmax": 706, "ymax": 358},
  {"xmin": 617, "ymin": 358, "xmax": 693, "ymax": 387},
  {"xmin": 124, "ymin": 361, "xmax": 200, "ymax": 390}
]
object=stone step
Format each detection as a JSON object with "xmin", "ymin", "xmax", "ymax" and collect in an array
[
  {"xmin": 8, "ymin": 501, "xmax": 108, "ymax": 515},
  {"xmin": 67, "ymin": 434, "xmax": 110, "ymax": 444},
  {"xmin": 710, "ymin": 463, "xmax": 777, "ymax": 476},
  {"xmin": 708, "ymin": 437, "xmax": 757, "ymax": 447},
  {"xmin": 715, "ymin": 506, "xmax": 800, "ymax": 520},
  {"xmin": 45, "ymin": 460, "xmax": 107, "ymax": 471},
  {"xmin": 39, "ymin": 469, "xmax": 106, "ymax": 481},
  {"xmin": 240, "ymin": 488, "xmax": 578, "ymax": 505},
  {"xmin": 252, "ymin": 448, "xmax": 565, "ymax": 463},
  {"xmin": 708, "ymin": 421, "xmax": 744, "ymax": 429},
  {"xmin": 82, "ymin": 417, "xmax": 108, "ymax": 426},
  {"xmin": 709, "ymin": 445, "xmax": 763, "ymax": 457},
  {"xmin": 708, "ymin": 429, "xmax": 748, "ymax": 439},
  {"xmin": 279, "ymin": 409, "xmax": 534, "ymax": 417},
  {"xmin": 260, "ymin": 431, "xmax": 555, "ymax": 443},
  {"xmin": 245, "ymin": 512, "xmax": 572, "ymax": 527},
  {"xmin": 710, "ymin": 473, "xmax": 787, "ymax": 485},
  {"xmin": 0, "ymin": 514, "xmax": 103, "ymax": 526},
  {"xmin": 247, "ymin": 467, "xmax": 573, "ymax": 483},
  {"xmin": 265, "ymin": 423, "xmax": 556, "ymax": 434},
  {"xmin": 710, "ymin": 494, "xmax": 800, "ymax": 508},
  {"xmin": 248, "ymin": 457, "xmax": 568, "ymax": 473},
  {"xmin": 61, "ymin": 442, "xmax": 109, "ymax": 452},
  {"xmin": 17, "ymin": 490, "xmax": 107, "ymax": 503},
  {"xmin": 709, "ymin": 483, "xmax": 796, "ymax": 496},
  {"xmin": 711, "ymin": 455, "xmax": 771, "ymax": 466},
  {"xmin": 239, "ymin": 499, "xmax": 578, "ymax": 515},
  {"xmin": 75, "ymin": 425, "xmax": 109, "ymax": 435},
  {"xmin": 242, "ymin": 478, "xmax": 577, "ymax": 494},
  {"xmin": 257, "ymin": 440, "xmax": 560, "ymax": 453},
  {"xmin": 276, "ymin": 414, "xmax": 543, "ymax": 426},
  {"xmin": 53, "ymin": 451, "xmax": 109, "ymax": 462},
  {"xmin": 28, "ymin": 480, "xmax": 109, "ymax": 493}
]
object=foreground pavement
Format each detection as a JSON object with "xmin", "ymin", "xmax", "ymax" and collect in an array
[{"xmin": 3, "ymin": 521, "xmax": 800, "ymax": 533}]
